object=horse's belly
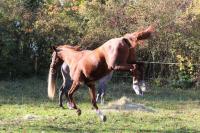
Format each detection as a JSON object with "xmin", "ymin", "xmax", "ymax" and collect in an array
[
  {"xmin": 91, "ymin": 65, "xmax": 110, "ymax": 80},
  {"xmin": 82, "ymin": 59, "xmax": 109, "ymax": 81}
]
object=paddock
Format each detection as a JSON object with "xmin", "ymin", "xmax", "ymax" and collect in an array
[
  {"xmin": 0, "ymin": 75, "xmax": 200, "ymax": 132},
  {"xmin": 1, "ymin": 0, "xmax": 200, "ymax": 132}
]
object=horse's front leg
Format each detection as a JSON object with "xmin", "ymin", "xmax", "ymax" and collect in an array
[
  {"xmin": 131, "ymin": 63, "xmax": 146, "ymax": 96},
  {"xmin": 67, "ymin": 81, "xmax": 81, "ymax": 115},
  {"xmin": 137, "ymin": 62, "xmax": 147, "ymax": 92},
  {"xmin": 64, "ymin": 80, "xmax": 73, "ymax": 109},
  {"xmin": 111, "ymin": 64, "xmax": 136, "ymax": 72},
  {"xmin": 87, "ymin": 83, "xmax": 106, "ymax": 122}
]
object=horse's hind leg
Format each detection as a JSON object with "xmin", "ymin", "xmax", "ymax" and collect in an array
[
  {"xmin": 60, "ymin": 63, "xmax": 73, "ymax": 108},
  {"xmin": 68, "ymin": 81, "xmax": 81, "ymax": 115},
  {"xmin": 59, "ymin": 64, "xmax": 67, "ymax": 108},
  {"xmin": 59, "ymin": 84, "xmax": 70, "ymax": 108},
  {"xmin": 99, "ymin": 82, "xmax": 106, "ymax": 105},
  {"xmin": 96, "ymin": 82, "xmax": 102, "ymax": 103},
  {"xmin": 97, "ymin": 72, "xmax": 113, "ymax": 104},
  {"xmin": 59, "ymin": 85, "xmax": 65, "ymax": 108},
  {"xmin": 64, "ymin": 80, "xmax": 74, "ymax": 110},
  {"xmin": 87, "ymin": 83, "xmax": 106, "ymax": 122}
]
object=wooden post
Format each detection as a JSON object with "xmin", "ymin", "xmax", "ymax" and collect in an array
[{"xmin": 34, "ymin": 55, "xmax": 38, "ymax": 74}]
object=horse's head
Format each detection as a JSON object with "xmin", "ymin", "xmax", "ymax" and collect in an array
[{"xmin": 123, "ymin": 25, "xmax": 155, "ymax": 48}]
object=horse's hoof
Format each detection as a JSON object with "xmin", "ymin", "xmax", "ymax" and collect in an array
[
  {"xmin": 77, "ymin": 109, "xmax": 81, "ymax": 116},
  {"xmin": 59, "ymin": 104, "xmax": 64, "ymax": 108},
  {"xmin": 101, "ymin": 115, "xmax": 107, "ymax": 122},
  {"xmin": 67, "ymin": 102, "xmax": 74, "ymax": 110},
  {"xmin": 60, "ymin": 106, "xmax": 65, "ymax": 109}
]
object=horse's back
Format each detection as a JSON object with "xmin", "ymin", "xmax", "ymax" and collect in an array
[{"xmin": 71, "ymin": 48, "xmax": 110, "ymax": 82}]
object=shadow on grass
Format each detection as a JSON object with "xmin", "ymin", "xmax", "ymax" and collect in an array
[
  {"xmin": 18, "ymin": 125, "xmax": 200, "ymax": 133},
  {"xmin": 0, "ymin": 77, "xmax": 49, "ymax": 105},
  {"xmin": 138, "ymin": 128, "xmax": 200, "ymax": 133},
  {"xmin": 0, "ymin": 77, "xmax": 91, "ymax": 105},
  {"xmin": 35, "ymin": 126, "xmax": 97, "ymax": 133},
  {"xmin": 0, "ymin": 77, "xmax": 199, "ymax": 106},
  {"xmin": 20, "ymin": 126, "xmax": 91, "ymax": 133},
  {"xmin": 106, "ymin": 82, "xmax": 200, "ymax": 101}
]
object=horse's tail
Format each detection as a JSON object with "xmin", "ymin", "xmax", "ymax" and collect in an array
[{"xmin": 48, "ymin": 49, "xmax": 59, "ymax": 99}]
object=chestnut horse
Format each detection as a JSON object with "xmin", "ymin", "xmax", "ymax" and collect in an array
[
  {"xmin": 48, "ymin": 26, "xmax": 154, "ymax": 121},
  {"xmin": 59, "ymin": 53, "xmax": 145, "ymax": 107}
]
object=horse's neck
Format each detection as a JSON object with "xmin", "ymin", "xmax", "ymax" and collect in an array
[
  {"xmin": 97, "ymin": 38, "xmax": 120, "ymax": 52},
  {"xmin": 127, "ymin": 48, "xmax": 136, "ymax": 63}
]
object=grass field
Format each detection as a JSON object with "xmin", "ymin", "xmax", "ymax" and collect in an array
[{"xmin": 0, "ymin": 77, "xmax": 200, "ymax": 133}]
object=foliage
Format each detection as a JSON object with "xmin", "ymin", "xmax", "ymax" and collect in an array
[
  {"xmin": 173, "ymin": 54, "xmax": 194, "ymax": 88},
  {"xmin": 0, "ymin": 0, "xmax": 199, "ymax": 88}
]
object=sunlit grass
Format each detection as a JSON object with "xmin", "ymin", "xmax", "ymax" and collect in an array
[{"xmin": 0, "ymin": 77, "xmax": 200, "ymax": 132}]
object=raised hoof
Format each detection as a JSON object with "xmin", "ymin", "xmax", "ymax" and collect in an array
[{"xmin": 77, "ymin": 109, "xmax": 81, "ymax": 116}]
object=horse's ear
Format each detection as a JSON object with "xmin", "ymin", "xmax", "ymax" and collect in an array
[
  {"xmin": 51, "ymin": 46, "xmax": 57, "ymax": 52},
  {"xmin": 122, "ymin": 38, "xmax": 131, "ymax": 47}
]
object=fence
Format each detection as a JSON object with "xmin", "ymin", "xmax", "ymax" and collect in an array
[{"xmin": 111, "ymin": 60, "xmax": 200, "ymax": 89}]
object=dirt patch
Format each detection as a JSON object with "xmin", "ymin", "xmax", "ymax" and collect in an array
[
  {"xmin": 103, "ymin": 96, "xmax": 155, "ymax": 112},
  {"xmin": 0, "ymin": 114, "xmax": 41, "ymax": 126},
  {"xmin": 23, "ymin": 114, "xmax": 40, "ymax": 120}
]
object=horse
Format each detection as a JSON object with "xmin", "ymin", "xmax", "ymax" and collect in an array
[
  {"xmin": 48, "ymin": 25, "xmax": 154, "ymax": 121},
  {"xmin": 59, "ymin": 58, "xmax": 145, "ymax": 107}
]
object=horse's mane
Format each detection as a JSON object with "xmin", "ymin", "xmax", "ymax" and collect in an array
[{"xmin": 62, "ymin": 44, "xmax": 81, "ymax": 50}]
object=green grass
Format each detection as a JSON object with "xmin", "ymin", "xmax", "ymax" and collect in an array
[{"xmin": 0, "ymin": 77, "xmax": 200, "ymax": 133}]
